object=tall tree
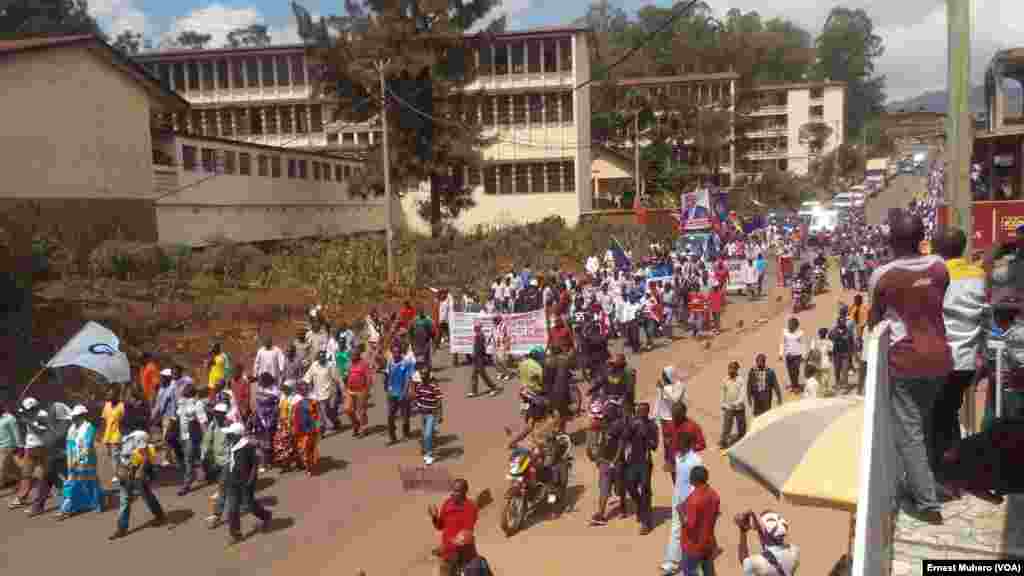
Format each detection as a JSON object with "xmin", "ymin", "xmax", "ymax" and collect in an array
[
  {"xmin": 175, "ymin": 30, "xmax": 212, "ymax": 49},
  {"xmin": 299, "ymin": 0, "xmax": 503, "ymax": 236},
  {"xmin": 0, "ymin": 0, "xmax": 104, "ymax": 39},
  {"xmin": 810, "ymin": 7, "xmax": 885, "ymax": 140},
  {"xmin": 225, "ymin": 24, "xmax": 271, "ymax": 48},
  {"xmin": 112, "ymin": 29, "xmax": 142, "ymax": 54}
]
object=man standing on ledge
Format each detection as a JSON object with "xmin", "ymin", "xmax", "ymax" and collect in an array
[{"xmin": 868, "ymin": 210, "xmax": 952, "ymax": 525}]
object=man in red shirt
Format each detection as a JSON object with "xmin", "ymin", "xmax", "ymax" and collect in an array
[
  {"xmin": 869, "ymin": 211, "xmax": 952, "ymax": 525},
  {"xmin": 398, "ymin": 300, "xmax": 417, "ymax": 332},
  {"xmin": 664, "ymin": 402, "xmax": 707, "ymax": 480},
  {"xmin": 430, "ymin": 478, "xmax": 479, "ymax": 576},
  {"xmin": 680, "ymin": 465, "xmax": 721, "ymax": 576}
]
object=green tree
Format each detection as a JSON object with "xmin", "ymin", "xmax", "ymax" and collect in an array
[
  {"xmin": 112, "ymin": 29, "xmax": 142, "ymax": 54},
  {"xmin": 810, "ymin": 7, "xmax": 886, "ymax": 140},
  {"xmin": 0, "ymin": 0, "xmax": 104, "ymax": 39},
  {"xmin": 299, "ymin": 0, "xmax": 502, "ymax": 236},
  {"xmin": 799, "ymin": 121, "xmax": 833, "ymax": 155},
  {"xmin": 225, "ymin": 24, "xmax": 271, "ymax": 48},
  {"xmin": 175, "ymin": 30, "xmax": 212, "ymax": 49}
]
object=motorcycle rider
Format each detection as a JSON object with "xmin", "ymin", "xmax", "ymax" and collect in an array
[
  {"xmin": 589, "ymin": 353, "xmax": 637, "ymax": 418},
  {"xmin": 505, "ymin": 398, "xmax": 568, "ymax": 506}
]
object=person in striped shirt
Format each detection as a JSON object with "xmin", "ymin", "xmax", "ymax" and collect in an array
[{"xmin": 414, "ymin": 371, "xmax": 444, "ymax": 466}]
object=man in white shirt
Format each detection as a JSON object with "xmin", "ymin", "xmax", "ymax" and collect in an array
[
  {"xmin": 304, "ymin": 350, "xmax": 341, "ymax": 435},
  {"xmin": 305, "ymin": 320, "xmax": 329, "ymax": 367},
  {"xmin": 736, "ymin": 511, "xmax": 800, "ymax": 576},
  {"xmin": 438, "ymin": 292, "xmax": 452, "ymax": 348},
  {"xmin": 253, "ymin": 336, "xmax": 285, "ymax": 387}
]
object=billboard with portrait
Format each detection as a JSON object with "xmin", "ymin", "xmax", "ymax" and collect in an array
[{"xmin": 679, "ymin": 188, "xmax": 713, "ymax": 231}]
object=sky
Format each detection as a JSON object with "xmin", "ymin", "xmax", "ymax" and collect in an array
[{"xmin": 87, "ymin": 0, "xmax": 1024, "ymax": 103}]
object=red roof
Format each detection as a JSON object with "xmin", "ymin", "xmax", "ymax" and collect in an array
[{"xmin": 0, "ymin": 34, "xmax": 96, "ymax": 54}]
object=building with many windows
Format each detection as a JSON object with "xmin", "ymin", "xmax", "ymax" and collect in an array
[
  {"xmin": 134, "ymin": 26, "xmax": 593, "ymax": 233},
  {"xmin": 610, "ymin": 74, "xmax": 846, "ymax": 189}
]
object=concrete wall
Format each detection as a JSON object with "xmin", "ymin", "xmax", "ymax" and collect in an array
[
  {"xmin": 787, "ymin": 88, "xmax": 811, "ymax": 175},
  {"xmin": 399, "ymin": 186, "xmax": 578, "ymax": 234},
  {"xmin": 0, "ymin": 45, "xmax": 155, "ymax": 199},
  {"xmin": 574, "ymin": 32, "xmax": 593, "ymax": 214},
  {"xmin": 155, "ymin": 135, "xmax": 385, "ymax": 246},
  {"xmin": 824, "ymin": 85, "xmax": 845, "ymax": 149}
]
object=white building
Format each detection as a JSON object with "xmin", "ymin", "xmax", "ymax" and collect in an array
[{"xmin": 135, "ymin": 26, "xmax": 594, "ymax": 234}]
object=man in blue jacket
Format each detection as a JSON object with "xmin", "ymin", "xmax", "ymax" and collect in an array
[{"xmin": 386, "ymin": 348, "xmax": 417, "ymax": 445}]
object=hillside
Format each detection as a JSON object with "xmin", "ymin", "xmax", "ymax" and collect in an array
[{"xmin": 886, "ymin": 84, "xmax": 1022, "ymax": 114}]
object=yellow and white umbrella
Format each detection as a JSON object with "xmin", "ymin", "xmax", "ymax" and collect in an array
[{"xmin": 726, "ymin": 396, "xmax": 863, "ymax": 512}]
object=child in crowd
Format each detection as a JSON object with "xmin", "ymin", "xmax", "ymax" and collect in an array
[{"xmin": 803, "ymin": 364, "xmax": 820, "ymax": 399}]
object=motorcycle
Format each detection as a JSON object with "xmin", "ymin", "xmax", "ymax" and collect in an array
[
  {"xmin": 813, "ymin": 265, "xmax": 827, "ymax": 294},
  {"xmin": 501, "ymin": 433, "xmax": 574, "ymax": 536}
]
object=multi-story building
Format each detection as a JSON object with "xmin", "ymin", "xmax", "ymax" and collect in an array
[
  {"xmin": 134, "ymin": 26, "xmax": 594, "ymax": 233},
  {"xmin": 610, "ymin": 74, "xmax": 846, "ymax": 186}
]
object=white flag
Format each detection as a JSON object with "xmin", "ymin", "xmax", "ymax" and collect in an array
[{"xmin": 46, "ymin": 321, "xmax": 131, "ymax": 384}]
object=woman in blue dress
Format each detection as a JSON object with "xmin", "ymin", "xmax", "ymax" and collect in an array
[{"xmin": 59, "ymin": 404, "xmax": 103, "ymax": 518}]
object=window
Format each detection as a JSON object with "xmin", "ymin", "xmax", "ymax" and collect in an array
[
  {"xmin": 327, "ymin": 132, "xmax": 338, "ymax": 144},
  {"xmin": 313, "ymin": 161, "xmax": 322, "ymax": 180},
  {"xmin": 462, "ymin": 95, "xmax": 478, "ymax": 124},
  {"xmin": 530, "ymin": 163, "xmax": 545, "ymax": 193},
  {"xmin": 159, "ymin": 63, "xmax": 172, "ymax": 90},
  {"xmin": 182, "ymin": 145, "xmax": 197, "ymax": 171},
  {"xmin": 547, "ymin": 161, "xmax": 561, "ymax": 191},
  {"xmin": 239, "ymin": 153, "xmax": 251, "ymax": 175},
  {"xmin": 810, "ymin": 87, "xmax": 824, "ymax": 100},
  {"xmin": 514, "ymin": 164, "xmax": 528, "ymax": 193},
  {"xmin": 511, "ymin": 42, "xmax": 524, "ymax": 74},
  {"xmin": 561, "ymin": 93, "xmax": 573, "ymax": 123},
  {"xmin": 173, "ymin": 62, "xmax": 185, "ymax": 90},
  {"xmin": 262, "ymin": 57, "xmax": 275, "ymax": 86},
  {"xmin": 298, "ymin": 159, "xmax": 308, "ymax": 179},
  {"xmin": 357, "ymin": 132, "xmax": 369, "ymax": 146},
  {"xmin": 512, "ymin": 95, "xmax": 526, "ymax": 124},
  {"xmin": 276, "ymin": 56, "xmax": 290, "ymax": 85},
  {"xmin": 280, "ymin": 107, "xmax": 293, "ymax": 133},
  {"xmin": 468, "ymin": 166, "xmax": 482, "ymax": 188},
  {"xmin": 543, "ymin": 40, "xmax": 557, "ymax": 73},
  {"xmin": 484, "ymin": 166, "xmax": 498, "ymax": 194},
  {"xmin": 250, "ymin": 107, "xmax": 263, "ymax": 135},
  {"xmin": 287, "ymin": 159, "xmax": 297, "ymax": 178},
  {"xmin": 529, "ymin": 94, "xmax": 543, "ymax": 124},
  {"xmin": 499, "ymin": 165, "xmax": 514, "ymax": 194},
  {"xmin": 258, "ymin": 154, "xmax": 269, "ymax": 177},
  {"xmin": 810, "ymin": 105, "xmax": 824, "ymax": 119},
  {"xmin": 343, "ymin": 165, "xmax": 352, "ymax": 178},
  {"xmin": 271, "ymin": 156, "xmax": 282, "ymax": 178},
  {"xmin": 236, "ymin": 109, "xmax": 251, "ymax": 136},
  {"xmin": 324, "ymin": 163, "xmax": 331, "ymax": 181},
  {"xmin": 477, "ymin": 43, "xmax": 492, "ymax": 76},
  {"xmin": 374, "ymin": 184, "xmax": 384, "ymax": 197},
  {"xmin": 291, "ymin": 55, "xmax": 306, "ymax": 85},
  {"xmin": 562, "ymin": 161, "xmax": 575, "ymax": 192},
  {"xmin": 216, "ymin": 60, "xmax": 229, "ymax": 89},
  {"xmin": 335, "ymin": 165, "xmax": 343, "ymax": 181},
  {"xmin": 187, "ymin": 61, "xmax": 199, "ymax": 90},
  {"xmin": 310, "ymin": 104, "xmax": 322, "ymax": 132},
  {"xmin": 190, "ymin": 110, "xmax": 203, "ymax": 135},
  {"xmin": 246, "ymin": 58, "xmax": 259, "ymax": 87},
  {"xmin": 231, "ymin": 59, "xmax": 244, "ymax": 87},
  {"xmin": 527, "ymin": 41, "xmax": 541, "ymax": 73},
  {"xmin": 265, "ymin": 107, "xmax": 278, "ymax": 135},
  {"xmin": 201, "ymin": 148, "xmax": 216, "ymax": 172},
  {"xmin": 215, "ymin": 110, "xmax": 230, "ymax": 137},
  {"xmin": 497, "ymin": 96, "xmax": 510, "ymax": 126},
  {"xmin": 223, "ymin": 150, "xmax": 236, "ymax": 174},
  {"xmin": 544, "ymin": 94, "xmax": 560, "ymax": 123},
  {"xmin": 494, "ymin": 43, "xmax": 508, "ymax": 75},
  {"xmin": 559, "ymin": 39, "xmax": 572, "ymax": 72},
  {"xmin": 201, "ymin": 61, "xmax": 214, "ymax": 90},
  {"xmin": 295, "ymin": 105, "xmax": 307, "ymax": 133},
  {"xmin": 481, "ymin": 96, "xmax": 494, "ymax": 126}
]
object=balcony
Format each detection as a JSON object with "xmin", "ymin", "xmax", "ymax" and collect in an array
[
  {"xmin": 750, "ymin": 105, "xmax": 787, "ymax": 116},
  {"xmin": 153, "ymin": 164, "xmax": 179, "ymax": 197},
  {"xmin": 745, "ymin": 149, "xmax": 788, "ymax": 160},
  {"xmin": 746, "ymin": 127, "xmax": 787, "ymax": 138},
  {"xmin": 180, "ymin": 84, "xmax": 313, "ymax": 106}
]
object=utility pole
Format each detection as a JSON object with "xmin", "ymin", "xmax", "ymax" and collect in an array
[
  {"xmin": 947, "ymin": 0, "xmax": 975, "ymax": 432},
  {"xmin": 376, "ymin": 58, "xmax": 394, "ymax": 284},
  {"xmin": 634, "ymin": 112, "xmax": 641, "ymax": 204}
]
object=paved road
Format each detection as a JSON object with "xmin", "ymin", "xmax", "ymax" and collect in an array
[
  {"xmin": 1, "ymin": 268, "xmax": 855, "ymax": 576},
  {"xmin": 866, "ymin": 174, "xmax": 927, "ymax": 226}
]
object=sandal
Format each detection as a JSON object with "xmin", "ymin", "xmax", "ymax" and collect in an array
[
  {"xmin": 55, "ymin": 512, "xmax": 71, "ymax": 521},
  {"xmin": 8, "ymin": 498, "xmax": 26, "ymax": 509}
]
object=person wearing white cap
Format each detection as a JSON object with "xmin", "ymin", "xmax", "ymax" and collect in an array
[
  {"xmin": 110, "ymin": 430, "xmax": 165, "ymax": 540},
  {"xmin": 9, "ymin": 407, "xmax": 47, "ymax": 509},
  {"xmin": 58, "ymin": 404, "xmax": 103, "ymax": 518},
  {"xmin": 221, "ymin": 422, "xmax": 271, "ymax": 543},
  {"xmin": 201, "ymin": 402, "xmax": 231, "ymax": 527}
]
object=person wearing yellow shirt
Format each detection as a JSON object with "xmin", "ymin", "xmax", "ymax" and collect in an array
[
  {"xmin": 101, "ymin": 386, "xmax": 126, "ymax": 486},
  {"xmin": 208, "ymin": 343, "xmax": 227, "ymax": 392},
  {"xmin": 109, "ymin": 430, "xmax": 165, "ymax": 540}
]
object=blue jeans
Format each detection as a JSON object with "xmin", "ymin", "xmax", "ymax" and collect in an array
[
  {"xmin": 421, "ymin": 412, "xmax": 437, "ymax": 456},
  {"xmin": 684, "ymin": 555, "xmax": 715, "ymax": 576},
  {"xmin": 890, "ymin": 376, "xmax": 940, "ymax": 512},
  {"xmin": 117, "ymin": 475, "xmax": 164, "ymax": 532}
]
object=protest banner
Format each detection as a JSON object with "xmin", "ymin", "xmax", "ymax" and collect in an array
[
  {"xmin": 725, "ymin": 259, "xmax": 747, "ymax": 292},
  {"xmin": 449, "ymin": 309, "xmax": 548, "ymax": 355}
]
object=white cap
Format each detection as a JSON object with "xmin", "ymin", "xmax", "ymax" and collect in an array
[
  {"xmin": 36, "ymin": 410, "xmax": 49, "ymax": 420},
  {"xmin": 160, "ymin": 368, "xmax": 173, "ymax": 377},
  {"xmin": 125, "ymin": 430, "xmax": 149, "ymax": 444},
  {"xmin": 222, "ymin": 422, "xmax": 245, "ymax": 436},
  {"xmin": 213, "ymin": 403, "xmax": 229, "ymax": 414},
  {"xmin": 411, "ymin": 371, "xmax": 423, "ymax": 383},
  {"xmin": 70, "ymin": 404, "xmax": 88, "ymax": 417},
  {"xmin": 21, "ymin": 397, "xmax": 39, "ymax": 411},
  {"xmin": 530, "ymin": 279, "xmax": 539, "ymax": 286}
]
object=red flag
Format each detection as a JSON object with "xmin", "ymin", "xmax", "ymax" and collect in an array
[{"xmin": 634, "ymin": 191, "xmax": 648, "ymax": 225}]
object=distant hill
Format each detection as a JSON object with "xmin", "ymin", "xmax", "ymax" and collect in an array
[{"xmin": 886, "ymin": 84, "xmax": 1022, "ymax": 115}]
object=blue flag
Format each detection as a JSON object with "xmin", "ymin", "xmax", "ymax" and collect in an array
[{"xmin": 610, "ymin": 237, "xmax": 631, "ymax": 271}]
